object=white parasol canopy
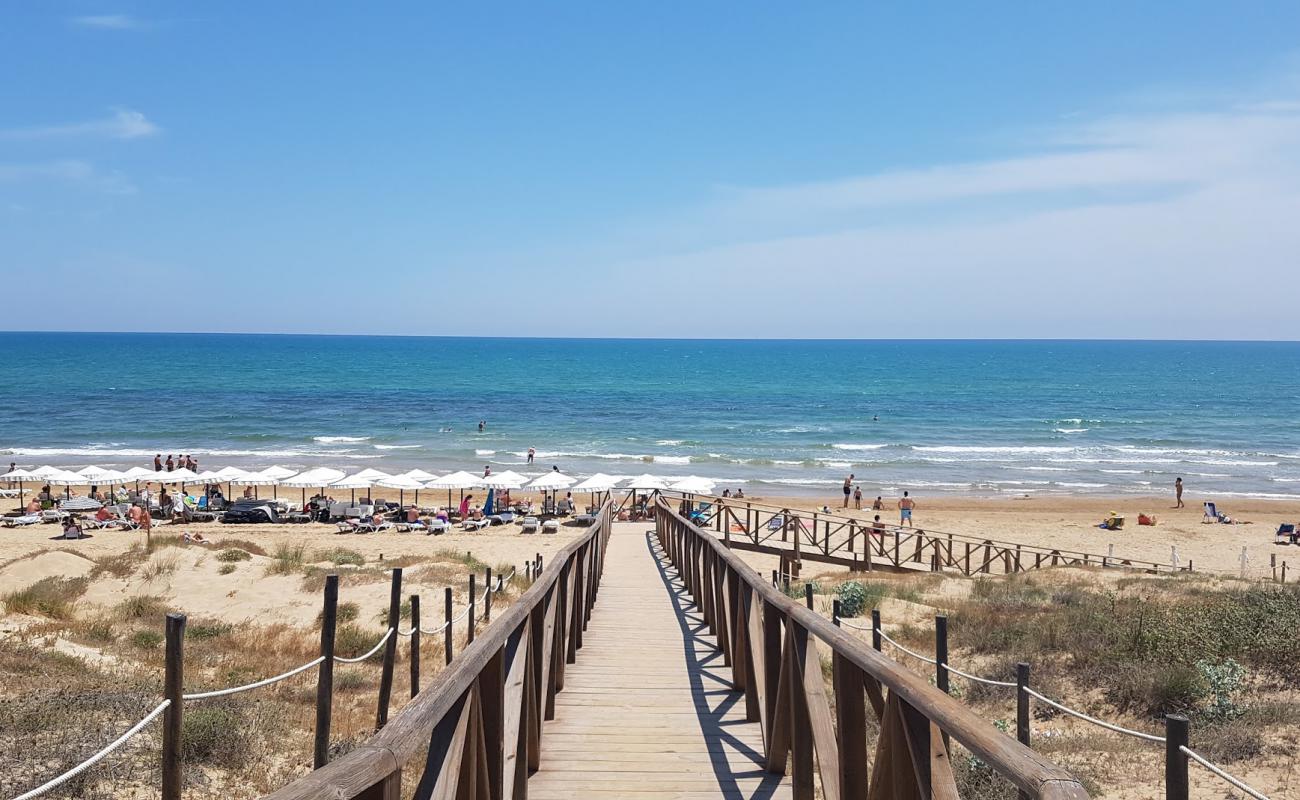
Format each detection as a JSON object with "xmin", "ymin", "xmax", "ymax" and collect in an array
[
  {"xmin": 528, "ymin": 471, "xmax": 576, "ymax": 491},
  {"xmin": 481, "ymin": 470, "xmax": 528, "ymax": 489},
  {"xmin": 155, "ymin": 468, "xmax": 201, "ymax": 483},
  {"xmin": 260, "ymin": 465, "xmax": 299, "ymax": 481},
  {"xmin": 623, "ymin": 474, "xmax": 669, "ymax": 491},
  {"xmin": 350, "ymin": 468, "xmax": 392, "ymax": 482},
  {"xmin": 669, "ymin": 476, "xmax": 716, "ymax": 494},
  {"xmin": 402, "ymin": 469, "xmax": 439, "ymax": 482},
  {"xmin": 30, "ymin": 466, "xmax": 69, "ymax": 479},
  {"xmin": 212, "ymin": 466, "xmax": 252, "ymax": 482},
  {"xmin": 374, "ymin": 474, "xmax": 425, "ymax": 491},
  {"xmin": 77, "ymin": 466, "xmax": 119, "ymax": 481},
  {"xmin": 231, "ymin": 469, "xmax": 281, "ymax": 486},
  {"xmin": 120, "ymin": 466, "xmax": 160, "ymax": 480},
  {"xmin": 0, "ymin": 468, "xmax": 40, "ymax": 481},
  {"xmin": 280, "ymin": 467, "xmax": 347, "ymax": 488},
  {"xmin": 330, "ymin": 473, "xmax": 376, "ymax": 490},
  {"xmin": 424, "ymin": 471, "xmax": 484, "ymax": 490},
  {"xmin": 573, "ymin": 473, "xmax": 622, "ymax": 492},
  {"xmin": 45, "ymin": 469, "xmax": 88, "ymax": 485}
]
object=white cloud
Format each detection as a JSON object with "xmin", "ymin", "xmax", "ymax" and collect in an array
[
  {"xmin": 0, "ymin": 159, "xmax": 136, "ymax": 194},
  {"xmin": 69, "ymin": 14, "xmax": 142, "ymax": 30},
  {"xmin": 0, "ymin": 108, "xmax": 160, "ymax": 141}
]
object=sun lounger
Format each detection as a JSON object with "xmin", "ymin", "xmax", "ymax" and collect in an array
[
  {"xmin": 462, "ymin": 518, "xmax": 491, "ymax": 531},
  {"xmin": 1099, "ymin": 515, "xmax": 1124, "ymax": 531},
  {"xmin": 3, "ymin": 514, "xmax": 41, "ymax": 528},
  {"xmin": 425, "ymin": 519, "xmax": 449, "ymax": 535},
  {"xmin": 492, "ymin": 512, "xmax": 517, "ymax": 525},
  {"xmin": 1203, "ymin": 502, "xmax": 1226, "ymax": 523},
  {"xmin": 521, "ymin": 516, "xmax": 540, "ymax": 534},
  {"xmin": 353, "ymin": 520, "xmax": 395, "ymax": 534},
  {"xmin": 573, "ymin": 511, "xmax": 596, "ymax": 525},
  {"xmin": 1277, "ymin": 523, "xmax": 1296, "ymax": 545},
  {"xmin": 542, "ymin": 519, "xmax": 560, "ymax": 534},
  {"xmin": 40, "ymin": 509, "xmax": 69, "ymax": 524}
]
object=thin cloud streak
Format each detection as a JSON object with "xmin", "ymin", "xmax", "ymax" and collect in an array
[
  {"xmin": 0, "ymin": 109, "xmax": 160, "ymax": 141},
  {"xmin": 69, "ymin": 14, "xmax": 143, "ymax": 30}
]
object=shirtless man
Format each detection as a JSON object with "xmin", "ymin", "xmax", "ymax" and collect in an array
[
  {"xmin": 842, "ymin": 474, "xmax": 854, "ymax": 508},
  {"xmin": 898, "ymin": 491, "xmax": 915, "ymax": 527}
]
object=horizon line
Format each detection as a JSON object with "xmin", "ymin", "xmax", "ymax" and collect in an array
[{"xmin": 1, "ymin": 329, "xmax": 1299, "ymax": 344}]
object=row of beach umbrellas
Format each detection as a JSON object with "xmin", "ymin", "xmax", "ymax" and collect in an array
[{"xmin": 1, "ymin": 464, "xmax": 717, "ymax": 504}]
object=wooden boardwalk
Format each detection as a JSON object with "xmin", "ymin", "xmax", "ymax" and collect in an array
[{"xmin": 528, "ymin": 522, "xmax": 792, "ymax": 799}]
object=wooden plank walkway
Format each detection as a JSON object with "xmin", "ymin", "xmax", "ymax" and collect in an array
[{"xmin": 528, "ymin": 522, "xmax": 792, "ymax": 800}]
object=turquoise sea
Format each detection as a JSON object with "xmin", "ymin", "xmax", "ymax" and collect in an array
[{"xmin": 2, "ymin": 333, "xmax": 1298, "ymax": 500}]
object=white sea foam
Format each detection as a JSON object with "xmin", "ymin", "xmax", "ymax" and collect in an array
[
  {"xmin": 758, "ymin": 478, "xmax": 839, "ymax": 486},
  {"xmin": 475, "ymin": 449, "xmax": 496, "ymax": 456},
  {"xmin": 831, "ymin": 443, "xmax": 889, "ymax": 451},
  {"xmin": 654, "ymin": 455, "xmax": 691, "ymax": 465},
  {"xmin": 913, "ymin": 445, "xmax": 1074, "ymax": 454},
  {"xmin": 374, "ymin": 444, "xmax": 421, "ymax": 450},
  {"xmin": 1099, "ymin": 469, "xmax": 1145, "ymax": 474},
  {"xmin": 314, "ymin": 436, "xmax": 370, "ymax": 444},
  {"xmin": 1055, "ymin": 481, "xmax": 1108, "ymax": 488},
  {"xmin": 1006, "ymin": 466, "xmax": 1071, "ymax": 472},
  {"xmin": 656, "ymin": 439, "xmax": 684, "ymax": 446},
  {"xmin": 1053, "ymin": 428, "xmax": 1089, "ymax": 434}
]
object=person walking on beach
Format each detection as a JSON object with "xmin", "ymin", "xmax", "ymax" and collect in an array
[
  {"xmin": 1174, "ymin": 477, "xmax": 1185, "ymax": 508},
  {"xmin": 898, "ymin": 491, "xmax": 915, "ymax": 527},
  {"xmin": 853, "ymin": 485, "xmax": 862, "ymax": 509},
  {"xmin": 842, "ymin": 474, "xmax": 854, "ymax": 508}
]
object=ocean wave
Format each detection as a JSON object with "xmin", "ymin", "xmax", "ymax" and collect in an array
[
  {"xmin": 1269, "ymin": 476, "xmax": 1300, "ymax": 483},
  {"xmin": 1099, "ymin": 469, "xmax": 1145, "ymax": 474},
  {"xmin": 1212, "ymin": 490, "xmax": 1300, "ymax": 500},
  {"xmin": 654, "ymin": 455, "xmax": 691, "ymax": 465},
  {"xmin": 1055, "ymin": 481, "xmax": 1108, "ymax": 488},
  {"xmin": 756, "ymin": 478, "xmax": 839, "ymax": 486},
  {"xmin": 656, "ymin": 439, "xmax": 685, "ymax": 446},
  {"xmin": 831, "ymin": 443, "xmax": 889, "ymax": 451},
  {"xmin": 374, "ymin": 444, "xmax": 421, "ymax": 450},
  {"xmin": 314, "ymin": 436, "xmax": 370, "ymax": 444},
  {"xmin": 913, "ymin": 445, "xmax": 1074, "ymax": 454},
  {"xmin": 475, "ymin": 449, "xmax": 496, "ymax": 456},
  {"xmin": 1053, "ymin": 428, "xmax": 1089, "ymax": 434},
  {"xmin": 1005, "ymin": 466, "xmax": 1071, "ymax": 472}
]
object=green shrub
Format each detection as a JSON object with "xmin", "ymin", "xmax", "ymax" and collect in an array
[
  {"xmin": 181, "ymin": 703, "xmax": 251, "ymax": 766},
  {"xmin": 333, "ymin": 669, "xmax": 369, "ymax": 691},
  {"xmin": 266, "ymin": 543, "xmax": 307, "ymax": 575},
  {"xmin": 1197, "ymin": 658, "xmax": 1246, "ymax": 722},
  {"xmin": 116, "ymin": 595, "xmax": 167, "ymax": 620},
  {"xmin": 216, "ymin": 548, "xmax": 252, "ymax": 563},
  {"xmin": 131, "ymin": 630, "xmax": 163, "ymax": 649},
  {"xmin": 334, "ymin": 624, "xmax": 383, "ymax": 660},
  {"xmin": 187, "ymin": 620, "xmax": 233, "ymax": 640},
  {"xmin": 835, "ymin": 581, "xmax": 870, "ymax": 617},
  {"xmin": 1107, "ymin": 663, "xmax": 1204, "ymax": 717},
  {"xmin": 317, "ymin": 548, "xmax": 365, "ymax": 567},
  {"xmin": 218, "ymin": 563, "xmax": 237, "ymax": 575}
]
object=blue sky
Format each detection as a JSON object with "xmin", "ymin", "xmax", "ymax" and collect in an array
[{"xmin": 4, "ymin": 3, "xmax": 1300, "ymax": 338}]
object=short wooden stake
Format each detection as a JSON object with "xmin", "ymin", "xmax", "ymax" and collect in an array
[
  {"xmin": 935, "ymin": 614, "xmax": 949, "ymax": 694},
  {"xmin": 375, "ymin": 567, "xmax": 402, "ymax": 730},
  {"xmin": 409, "ymin": 594, "xmax": 420, "ymax": 698},
  {"xmin": 871, "ymin": 608, "xmax": 882, "ymax": 651},
  {"xmin": 468, "ymin": 573, "xmax": 477, "ymax": 645},
  {"xmin": 832, "ymin": 599, "xmax": 841, "ymax": 627},
  {"xmin": 804, "ymin": 582, "xmax": 814, "ymax": 610},
  {"xmin": 484, "ymin": 566, "xmax": 493, "ymax": 621},
  {"xmin": 313, "ymin": 575, "xmax": 338, "ymax": 768},
  {"xmin": 444, "ymin": 587, "xmax": 454, "ymax": 665},
  {"xmin": 1165, "ymin": 714, "xmax": 1189, "ymax": 800},
  {"xmin": 162, "ymin": 613, "xmax": 185, "ymax": 800},
  {"xmin": 1016, "ymin": 662, "xmax": 1031, "ymax": 800}
]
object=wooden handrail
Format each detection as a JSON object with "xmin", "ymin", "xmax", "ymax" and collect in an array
[
  {"xmin": 656, "ymin": 496, "xmax": 1090, "ymax": 800},
  {"xmin": 261, "ymin": 503, "xmax": 613, "ymax": 800},
  {"xmin": 668, "ymin": 491, "xmax": 1183, "ymax": 575}
]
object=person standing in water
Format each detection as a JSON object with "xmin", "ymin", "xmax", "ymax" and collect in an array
[
  {"xmin": 842, "ymin": 474, "xmax": 854, "ymax": 508},
  {"xmin": 898, "ymin": 490, "xmax": 915, "ymax": 526},
  {"xmin": 853, "ymin": 485, "xmax": 862, "ymax": 510},
  {"xmin": 527, "ymin": 447, "xmax": 535, "ymax": 464},
  {"xmin": 1174, "ymin": 477, "xmax": 1185, "ymax": 508}
]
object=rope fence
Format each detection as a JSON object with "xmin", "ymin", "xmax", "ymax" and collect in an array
[
  {"xmin": 10, "ymin": 700, "xmax": 171, "ymax": 800},
  {"xmin": 9, "ymin": 557, "xmax": 531, "ymax": 800},
  {"xmin": 845, "ymin": 604, "xmax": 1275, "ymax": 800}
]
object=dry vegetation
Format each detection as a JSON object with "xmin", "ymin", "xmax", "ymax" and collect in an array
[
  {"xmin": 803, "ymin": 566, "xmax": 1300, "ymax": 799},
  {"xmin": 0, "ymin": 537, "xmax": 530, "ymax": 800}
]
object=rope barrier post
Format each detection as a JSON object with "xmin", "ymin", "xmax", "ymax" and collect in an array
[
  {"xmin": 1166, "ymin": 714, "xmax": 1189, "ymax": 800},
  {"xmin": 1016, "ymin": 662, "xmax": 1031, "ymax": 800},
  {"xmin": 468, "ymin": 574, "xmax": 477, "ymax": 645},
  {"xmin": 409, "ymin": 594, "xmax": 420, "ymax": 698},
  {"xmin": 375, "ymin": 567, "xmax": 402, "ymax": 731},
  {"xmin": 935, "ymin": 615, "xmax": 949, "ymax": 694},
  {"xmin": 804, "ymin": 582, "xmax": 814, "ymax": 610},
  {"xmin": 313, "ymin": 574, "xmax": 338, "ymax": 769},
  {"xmin": 832, "ymin": 599, "xmax": 841, "ymax": 627},
  {"xmin": 162, "ymin": 612, "xmax": 185, "ymax": 800},
  {"xmin": 871, "ymin": 608, "xmax": 882, "ymax": 651},
  {"xmin": 484, "ymin": 566, "xmax": 493, "ymax": 621},
  {"xmin": 771, "ymin": 569, "xmax": 778, "ymax": 587},
  {"xmin": 444, "ymin": 587, "xmax": 454, "ymax": 665}
]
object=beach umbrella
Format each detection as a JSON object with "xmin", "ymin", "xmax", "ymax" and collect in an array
[
  {"xmin": 574, "ymin": 473, "xmax": 622, "ymax": 508},
  {"xmin": 623, "ymin": 473, "xmax": 669, "ymax": 510},
  {"xmin": 351, "ymin": 468, "xmax": 392, "ymax": 483},
  {"xmin": 424, "ymin": 470, "xmax": 484, "ymax": 508},
  {"xmin": 528, "ymin": 471, "xmax": 576, "ymax": 510},
  {"xmin": 402, "ymin": 468, "xmax": 439, "ymax": 482},
  {"xmin": 278, "ymin": 467, "xmax": 345, "ymax": 505},
  {"xmin": 260, "ymin": 465, "xmax": 299, "ymax": 481},
  {"xmin": 669, "ymin": 476, "xmax": 716, "ymax": 495},
  {"xmin": 157, "ymin": 468, "xmax": 201, "ymax": 492},
  {"xmin": 330, "ymin": 472, "xmax": 374, "ymax": 504},
  {"xmin": 484, "ymin": 488, "xmax": 495, "ymax": 515},
  {"xmin": 1, "ymin": 467, "xmax": 39, "ymax": 504},
  {"xmin": 232, "ymin": 468, "xmax": 281, "ymax": 499},
  {"xmin": 77, "ymin": 466, "xmax": 118, "ymax": 482},
  {"xmin": 29, "ymin": 465, "xmax": 68, "ymax": 480},
  {"xmin": 374, "ymin": 473, "xmax": 425, "ymax": 506},
  {"xmin": 46, "ymin": 469, "xmax": 88, "ymax": 499},
  {"xmin": 118, "ymin": 465, "xmax": 158, "ymax": 492}
]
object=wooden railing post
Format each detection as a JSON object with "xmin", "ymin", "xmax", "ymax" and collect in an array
[
  {"xmin": 935, "ymin": 615, "xmax": 949, "ymax": 694},
  {"xmin": 314, "ymin": 574, "xmax": 338, "ymax": 768},
  {"xmin": 162, "ymin": 612, "xmax": 185, "ymax": 800},
  {"xmin": 484, "ymin": 566, "xmax": 493, "ymax": 622},
  {"xmin": 444, "ymin": 587, "xmax": 454, "ymax": 665},
  {"xmin": 376, "ymin": 567, "xmax": 402, "ymax": 730},
  {"xmin": 1016, "ymin": 662, "xmax": 1031, "ymax": 800},
  {"xmin": 1166, "ymin": 715, "xmax": 1189, "ymax": 800},
  {"xmin": 871, "ymin": 608, "xmax": 882, "ymax": 651},
  {"xmin": 409, "ymin": 594, "xmax": 421, "ymax": 698},
  {"xmin": 468, "ymin": 574, "xmax": 477, "ymax": 645},
  {"xmin": 804, "ymin": 582, "xmax": 814, "ymax": 610}
]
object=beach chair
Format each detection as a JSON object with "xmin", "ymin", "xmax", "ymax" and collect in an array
[
  {"xmin": 689, "ymin": 502, "xmax": 714, "ymax": 526},
  {"xmin": 1276, "ymin": 523, "xmax": 1296, "ymax": 545},
  {"xmin": 493, "ymin": 511, "xmax": 517, "ymax": 525},
  {"xmin": 1101, "ymin": 515, "xmax": 1125, "ymax": 531},
  {"xmin": 542, "ymin": 519, "xmax": 560, "ymax": 534},
  {"xmin": 1203, "ymin": 502, "xmax": 1224, "ymax": 523},
  {"xmin": 425, "ymin": 519, "xmax": 449, "ymax": 535},
  {"xmin": 113, "ymin": 504, "xmax": 140, "ymax": 530},
  {"xmin": 461, "ymin": 517, "xmax": 491, "ymax": 531},
  {"xmin": 3, "ymin": 514, "xmax": 41, "ymax": 528},
  {"xmin": 521, "ymin": 516, "xmax": 540, "ymax": 534},
  {"xmin": 354, "ymin": 520, "xmax": 395, "ymax": 534},
  {"xmin": 573, "ymin": 511, "xmax": 597, "ymax": 525},
  {"xmin": 40, "ymin": 509, "xmax": 69, "ymax": 524}
]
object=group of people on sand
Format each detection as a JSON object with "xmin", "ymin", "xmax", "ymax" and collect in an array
[
  {"xmin": 842, "ymin": 474, "xmax": 916, "ymax": 525},
  {"xmin": 152, "ymin": 454, "xmax": 198, "ymax": 472}
]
